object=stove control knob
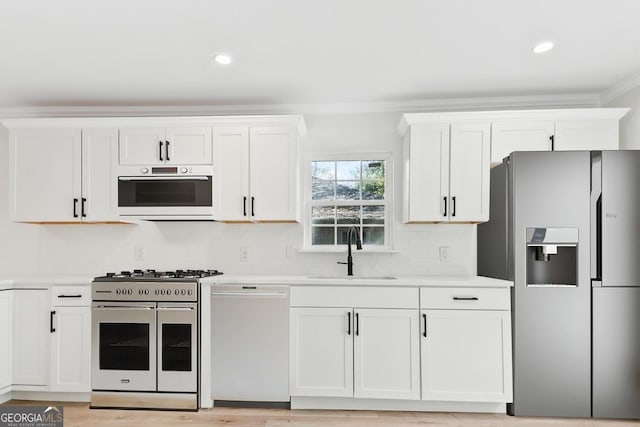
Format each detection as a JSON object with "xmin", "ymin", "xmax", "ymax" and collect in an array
[
  {"xmin": 141, "ymin": 168, "xmax": 149, "ymax": 174},
  {"xmin": 180, "ymin": 167, "xmax": 188, "ymax": 174}
]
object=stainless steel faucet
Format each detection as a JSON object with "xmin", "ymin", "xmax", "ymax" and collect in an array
[{"xmin": 337, "ymin": 226, "xmax": 363, "ymax": 276}]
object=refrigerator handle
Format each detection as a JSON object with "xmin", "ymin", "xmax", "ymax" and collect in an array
[{"xmin": 591, "ymin": 152, "xmax": 602, "ymax": 282}]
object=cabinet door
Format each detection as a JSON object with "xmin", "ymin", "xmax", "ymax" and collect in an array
[
  {"xmin": 13, "ymin": 289, "xmax": 49, "ymax": 386},
  {"xmin": 421, "ymin": 309, "xmax": 512, "ymax": 402},
  {"xmin": 403, "ymin": 124, "xmax": 450, "ymax": 222},
  {"xmin": 119, "ymin": 127, "xmax": 165, "ymax": 165},
  {"xmin": 491, "ymin": 121, "xmax": 554, "ymax": 165},
  {"xmin": 0, "ymin": 290, "xmax": 12, "ymax": 390},
  {"xmin": 249, "ymin": 126, "xmax": 298, "ymax": 221},
  {"xmin": 290, "ymin": 307, "xmax": 353, "ymax": 397},
  {"xmin": 212, "ymin": 127, "xmax": 250, "ymax": 221},
  {"xmin": 50, "ymin": 306, "xmax": 91, "ymax": 392},
  {"xmin": 554, "ymin": 120, "xmax": 619, "ymax": 151},
  {"xmin": 10, "ymin": 128, "xmax": 82, "ymax": 222},
  {"xmin": 81, "ymin": 128, "xmax": 118, "ymax": 222},
  {"xmin": 166, "ymin": 127, "xmax": 213, "ymax": 165},
  {"xmin": 353, "ymin": 309, "xmax": 420, "ymax": 400},
  {"xmin": 449, "ymin": 123, "xmax": 491, "ymax": 222}
]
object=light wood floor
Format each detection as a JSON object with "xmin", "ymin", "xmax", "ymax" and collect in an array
[{"xmin": 4, "ymin": 400, "xmax": 638, "ymax": 427}]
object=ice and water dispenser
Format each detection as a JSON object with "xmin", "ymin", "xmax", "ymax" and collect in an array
[{"xmin": 526, "ymin": 227, "xmax": 579, "ymax": 286}]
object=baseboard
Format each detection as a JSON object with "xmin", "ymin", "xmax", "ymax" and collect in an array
[
  {"xmin": 0, "ymin": 391, "xmax": 12, "ymax": 405},
  {"xmin": 291, "ymin": 396, "xmax": 507, "ymax": 413}
]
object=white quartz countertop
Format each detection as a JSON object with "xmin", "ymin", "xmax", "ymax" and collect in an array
[
  {"xmin": 0, "ymin": 274, "xmax": 94, "ymax": 290},
  {"xmin": 201, "ymin": 274, "xmax": 513, "ymax": 288}
]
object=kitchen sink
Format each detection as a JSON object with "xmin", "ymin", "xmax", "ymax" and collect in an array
[{"xmin": 306, "ymin": 275, "xmax": 397, "ymax": 280}]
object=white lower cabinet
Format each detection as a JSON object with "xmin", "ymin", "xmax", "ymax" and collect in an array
[
  {"xmin": 0, "ymin": 290, "xmax": 12, "ymax": 390},
  {"xmin": 13, "ymin": 289, "xmax": 49, "ymax": 386},
  {"xmin": 420, "ymin": 310, "xmax": 512, "ymax": 402},
  {"xmin": 289, "ymin": 287, "xmax": 421, "ymax": 401},
  {"xmin": 354, "ymin": 309, "xmax": 420, "ymax": 400},
  {"xmin": 290, "ymin": 307, "xmax": 353, "ymax": 397},
  {"xmin": 49, "ymin": 286, "xmax": 91, "ymax": 392}
]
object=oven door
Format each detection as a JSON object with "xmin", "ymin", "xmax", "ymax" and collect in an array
[
  {"xmin": 92, "ymin": 302, "xmax": 157, "ymax": 391},
  {"xmin": 157, "ymin": 303, "xmax": 198, "ymax": 393},
  {"xmin": 118, "ymin": 176, "xmax": 213, "ymax": 217}
]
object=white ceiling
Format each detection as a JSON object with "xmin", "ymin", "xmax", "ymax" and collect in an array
[{"xmin": 1, "ymin": 0, "xmax": 640, "ymax": 113}]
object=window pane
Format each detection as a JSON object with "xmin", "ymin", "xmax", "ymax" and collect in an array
[
  {"xmin": 336, "ymin": 181, "xmax": 360, "ymax": 200},
  {"xmin": 336, "ymin": 161, "xmax": 360, "ymax": 180},
  {"xmin": 362, "ymin": 160, "xmax": 385, "ymax": 180},
  {"xmin": 312, "ymin": 179, "xmax": 335, "ymax": 200},
  {"xmin": 312, "ymin": 206, "xmax": 335, "ymax": 224},
  {"xmin": 363, "ymin": 206, "xmax": 384, "ymax": 224},
  {"xmin": 362, "ymin": 180, "xmax": 385, "ymax": 200},
  {"xmin": 312, "ymin": 161, "xmax": 335, "ymax": 180},
  {"xmin": 363, "ymin": 227, "xmax": 384, "ymax": 245},
  {"xmin": 337, "ymin": 206, "xmax": 360, "ymax": 225},
  {"xmin": 337, "ymin": 226, "xmax": 361, "ymax": 245},
  {"xmin": 312, "ymin": 227, "xmax": 335, "ymax": 245}
]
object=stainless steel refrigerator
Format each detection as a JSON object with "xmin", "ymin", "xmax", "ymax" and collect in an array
[{"xmin": 478, "ymin": 150, "xmax": 640, "ymax": 419}]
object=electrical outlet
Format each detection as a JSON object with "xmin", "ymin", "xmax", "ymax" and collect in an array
[
  {"xmin": 285, "ymin": 245, "xmax": 295, "ymax": 259},
  {"xmin": 134, "ymin": 246, "xmax": 145, "ymax": 261},
  {"xmin": 439, "ymin": 246, "xmax": 449, "ymax": 263},
  {"xmin": 240, "ymin": 247, "xmax": 249, "ymax": 262}
]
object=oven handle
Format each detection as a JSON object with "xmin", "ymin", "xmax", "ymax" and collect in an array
[
  {"xmin": 156, "ymin": 306, "xmax": 195, "ymax": 311},
  {"xmin": 93, "ymin": 305, "xmax": 155, "ymax": 310},
  {"xmin": 118, "ymin": 176, "xmax": 210, "ymax": 181}
]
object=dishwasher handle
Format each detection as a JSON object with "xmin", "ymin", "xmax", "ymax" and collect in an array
[{"xmin": 212, "ymin": 291, "xmax": 288, "ymax": 298}]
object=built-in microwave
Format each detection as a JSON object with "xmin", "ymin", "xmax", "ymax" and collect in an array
[{"xmin": 117, "ymin": 165, "xmax": 213, "ymax": 220}]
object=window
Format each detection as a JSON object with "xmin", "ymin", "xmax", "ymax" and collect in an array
[{"xmin": 305, "ymin": 155, "xmax": 391, "ymax": 250}]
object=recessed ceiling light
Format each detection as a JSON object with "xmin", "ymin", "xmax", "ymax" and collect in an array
[
  {"xmin": 533, "ymin": 41, "xmax": 554, "ymax": 54},
  {"xmin": 214, "ymin": 54, "xmax": 232, "ymax": 65}
]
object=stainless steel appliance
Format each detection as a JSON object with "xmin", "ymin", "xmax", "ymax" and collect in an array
[
  {"xmin": 91, "ymin": 269, "xmax": 222, "ymax": 411},
  {"xmin": 212, "ymin": 284, "xmax": 290, "ymax": 406},
  {"xmin": 117, "ymin": 165, "xmax": 213, "ymax": 219},
  {"xmin": 478, "ymin": 150, "xmax": 640, "ymax": 419}
]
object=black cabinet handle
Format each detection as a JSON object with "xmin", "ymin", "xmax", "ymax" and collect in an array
[
  {"xmin": 443, "ymin": 196, "xmax": 447, "ymax": 217},
  {"xmin": 550, "ymin": 135, "xmax": 555, "ymax": 151},
  {"xmin": 423, "ymin": 313, "xmax": 427, "ymax": 338},
  {"xmin": 452, "ymin": 196, "xmax": 456, "ymax": 217},
  {"xmin": 453, "ymin": 296, "xmax": 479, "ymax": 301},
  {"xmin": 347, "ymin": 312, "xmax": 351, "ymax": 335},
  {"xmin": 58, "ymin": 294, "xmax": 82, "ymax": 298},
  {"xmin": 81, "ymin": 197, "xmax": 87, "ymax": 218},
  {"xmin": 165, "ymin": 140, "xmax": 170, "ymax": 161},
  {"xmin": 73, "ymin": 198, "xmax": 79, "ymax": 218},
  {"xmin": 50, "ymin": 310, "xmax": 56, "ymax": 333},
  {"xmin": 243, "ymin": 196, "xmax": 247, "ymax": 216},
  {"xmin": 251, "ymin": 197, "xmax": 255, "ymax": 217},
  {"xmin": 355, "ymin": 312, "xmax": 359, "ymax": 336},
  {"xmin": 159, "ymin": 141, "xmax": 164, "ymax": 161}
]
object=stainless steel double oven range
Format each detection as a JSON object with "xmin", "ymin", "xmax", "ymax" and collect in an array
[{"xmin": 91, "ymin": 269, "xmax": 221, "ymax": 411}]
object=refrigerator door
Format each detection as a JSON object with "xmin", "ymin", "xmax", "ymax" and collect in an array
[
  {"xmin": 601, "ymin": 151, "xmax": 640, "ymax": 287},
  {"xmin": 592, "ymin": 287, "xmax": 640, "ymax": 419},
  {"xmin": 510, "ymin": 151, "xmax": 591, "ymax": 418}
]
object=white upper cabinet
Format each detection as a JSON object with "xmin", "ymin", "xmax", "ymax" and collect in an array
[
  {"xmin": 491, "ymin": 121, "xmax": 555, "ymax": 165},
  {"xmin": 400, "ymin": 120, "xmax": 490, "ymax": 223},
  {"xmin": 213, "ymin": 123, "xmax": 301, "ymax": 222},
  {"xmin": 119, "ymin": 127, "xmax": 212, "ymax": 166},
  {"xmin": 553, "ymin": 120, "xmax": 619, "ymax": 151},
  {"xmin": 9, "ymin": 128, "xmax": 118, "ymax": 223}
]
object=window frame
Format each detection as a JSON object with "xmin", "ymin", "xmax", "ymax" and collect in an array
[{"xmin": 302, "ymin": 152, "xmax": 394, "ymax": 252}]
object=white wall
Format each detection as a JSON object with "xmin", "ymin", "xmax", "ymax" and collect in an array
[
  {"xmin": 0, "ymin": 113, "xmax": 476, "ymax": 278},
  {"xmin": 605, "ymin": 85, "xmax": 640, "ymax": 149}
]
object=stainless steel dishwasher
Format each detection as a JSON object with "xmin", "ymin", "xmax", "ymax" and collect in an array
[{"xmin": 211, "ymin": 284, "xmax": 290, "ymax": 406}]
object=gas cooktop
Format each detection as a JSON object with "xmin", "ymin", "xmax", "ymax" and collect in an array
[{"xmin": 93, "ymin": 269, "xmax": 223, "ymax": 282}]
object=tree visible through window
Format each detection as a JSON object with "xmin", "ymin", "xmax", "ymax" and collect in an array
[{"xmin": 310, "ymin": 159, "xmax": 386, "ymax": 247}]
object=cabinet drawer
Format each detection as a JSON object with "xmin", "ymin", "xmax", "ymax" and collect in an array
[
  {"xmin": 420, "ymin": 287, "xmax": 510, "ymax": 310},
  {"xmin": 291, "ymin": 286, "xmax": 418, "ymax": 309},
  {"xmin": 50, "ymin": 286, "xmax": 91, "ymax": 307}
]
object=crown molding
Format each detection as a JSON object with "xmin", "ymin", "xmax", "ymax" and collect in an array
[
  {"xmin": 600, "ymin": 71, "xmax": 640, "ymax": 105},
  {"xmin": 0, "ymin": 93, "xmax": 601, "ymax": 119}
]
